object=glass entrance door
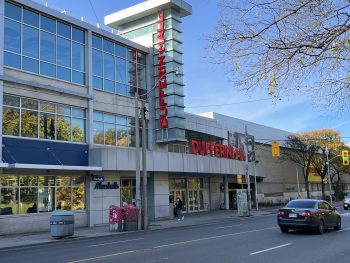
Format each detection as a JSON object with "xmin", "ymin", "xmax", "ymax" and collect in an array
[{"xmin": 188, "ymin": 190, "xmax": 204, "ymax": 211}]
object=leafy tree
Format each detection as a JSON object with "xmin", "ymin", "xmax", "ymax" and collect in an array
[{"xmin": 208, "ymin": 0, "xmax": 350, "ymax": 111}]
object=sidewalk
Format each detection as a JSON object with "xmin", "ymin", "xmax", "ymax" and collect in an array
[{"xmin": 0, "ymin": 208, "xmax": 275, "ymax": 250}]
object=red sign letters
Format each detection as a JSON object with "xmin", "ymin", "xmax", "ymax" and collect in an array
[
  {"xmin": 191, "ymin": 140, "xmax": 246, "ymax": 161},
  {"xmin": 157, "ymin": 11, "xmax": 168, "ymax": 129}
]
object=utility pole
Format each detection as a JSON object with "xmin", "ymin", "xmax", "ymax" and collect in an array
[
  {"xmin": 244, "ymin": 125, "xmax": 251, "ymax": 216},
  {"xmin": 134, "ymin": 97, "xmax": 141, "ymax": 230},
  {"xmin": 325, "ymin": 146, "xmax": 333, "ymax": 205},
  {"xmin": 142, "ymin": 102, "xmax": 148, "ymax": 230}
]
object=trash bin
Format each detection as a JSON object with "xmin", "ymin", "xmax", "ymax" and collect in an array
[{"xmin": 49, "ymin": 210, "xmax": 74, "ymax": 238}]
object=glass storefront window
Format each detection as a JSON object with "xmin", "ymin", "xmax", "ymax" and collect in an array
[
  {"xmin": 0, "ymin": 175, "xmax": 85, "ymax": 215},
  {"xmin": 4, "ymin": 19, "xmax": 21, "ymax": 53},
  {"xmin": 121, "ymin": 179, "xmax": 136, "ymax": 206},
  {"xmin": 3, "ymin": 107, "xmax": 20, "ymax": 136},
  {"xmin": 21, "ymin": 110, "xmax": 38, "ymax": 138}
]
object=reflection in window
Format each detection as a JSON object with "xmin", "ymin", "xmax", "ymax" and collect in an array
[
  {"xmin": 3, "ymin": 95, "xmax": 86, "ymax": 143},
  {"xmin": 93, "ymin": 111, "xmax": 137, "ymax": 147},
  {"xmin": 4, "ymin": 2, "xmax": 85, "ymax": 85},
  {"xmin": 0, "ymin": 175, "xmax": 85, "ymax": 215}
]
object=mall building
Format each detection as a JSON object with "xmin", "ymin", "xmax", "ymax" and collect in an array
[{"xmin": 0, "ymin": 0, "xmax": 343, "ymax": 235}]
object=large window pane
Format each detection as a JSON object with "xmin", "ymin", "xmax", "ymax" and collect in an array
[
  {"xmin": 38, "ymin": 176, "xmax": 55, "ymax": 186},
  {"xmin": 92, "ymin": 49, "xmax": 102, "ymax": 77},
  {"xmin": 19, "ymin": 176, "xmax": 38, "ymax": 186},
  {"xmin": 57, "ymin": 105, "xmax": 70, "ymax": 116},
  {"xmin": 38, "ymin": 187, "xmax": 54, "ymax": 212},
  {"xmin": 116, "ymin": 83, "xmax": 127, "ymax": 96},
  {"xmin": 104, "ymin": 53, "xmax": 115, "ymax": 80},
  {"xmin": 127, "ymin": 49, "xmax": 137, "ymax": 61},
  {"xmin": 115, "ymin": 44, "xmax": 126, "ymax": 58},
  {"xmin": 57, "ymin": 37, "xmax": 71, "ymax": 67},
  {"xmin": 40, "ymin": 31, "xmax": 56, "ymax": 63},
  {"xmin": 92, "ymin": 35, "xmax": 102, "ymax": 49},
  {"xmin": 56, "ymin": 187, "xmax": 71, "ymax": 210},
  {"xmin": 103, "ymin": 39, "xmax": 114, "ymax": 54},
  {"xmin": 104, "ymin": 123, "xmax": 116, "ymax": 145},
  {"xmin": 40, "ymin": 62, "xmax": 56, "ymax": 78},
  {"xmin": 56, "ymin": 116, "xmax": 71, "ymax": 141},
  {"xmin": 72, "ymin": 71, "xmax": 85, "ymax": 85},
  {"xmin": 104, "ymin": 80, "xmax": 115, "ymax": 93},
  {"xmin": 57, "ymin": 22, "xmax": 71, "ymax": 39},
  {"xmin": 20, "ymin": 188, "xmax": 38, "ymax": 214},
  {"xmin": 72, "ymin": 118, "xmax": 85, "ymax": 142},
  {"xmin": 23, "ymin": 8, "xmax": 39, "ymax": 27},
  {"xmin": 93, "ymin": 77, "xmax": 103, "ymax": 89},
  {"xmin": 21, "ymin": 109, "xmax": 38, "ymax": 138},
  {"xmin": 5, "ymin": 2, "xmax": 21, "ymax": 21},
  {"xmin": 56, "ymin": 176, "xmax": 71, "ymax": 186},
  {"xmin": 72, "ymin": 108, "xmax": 85, "ymax": 118},
  {"xmin": 117, "ymin": 125, "xmax": 128, "ymax": 146},
  {"xmin": 40, "ymin": 101, "xmax": 55, "ymax": 113},
  {"xmin": 72, "ymin": 28, "xmax": 85, "ymax": 43},
  {"xmin": 39, "ymin": 112, "xmax": 55, "ymax": 140},
  {"xmin": 93, "ymin": 121, "xmax": 103, "ymax": 144},
  {"xmin": 72, "ymin": 186, "xmax": 85, "ymax": 210},
  {"xmin": 4, "ymin": 95, "xmax": 20, "ymax": 107},
  {"xmin": 3, "ymin": 107, "xmax": 20, "ymax": 136},
  {"xmin": 72, "ymin": 42, "xmax": 84, "ymax": 71},
  {"xmin": 127, "ymin": 61, "xmax": 137, "ymax": 86},
  {"xmin": 22, "ymin": 98, "xmax": 38, "ymax": 110},
  {"xmin": 22, "ymin": 57, "xmax": 39, "ymax": 73},
  {"xmin": 4, "ymin": 52, "xmax": 21, "ymax": 69},
  {"xmin": 23, "ymin": 25, "xmax": 39, "ymax": 58},
  {"xmin": 0, "ymin": 188, "xmax": 18, "ymax": 215},
  {"xmin": 57, "ymin": 66, "xmax": 71, "ymax": 82},
  {"xmin": 138, "ymin": 64, "xmax": 146, "ymax": 89},
  {"xmin": 1, "ymin": 176, "xmax": 18, "ymax": 187},
  {"xmin": 41, "ymin": 15, "xmax": 56, "ymax": 33},
  {"xmin": 116, "ymin": 57, "xmax": 126, "ymax": 84},
  {"xmin": 4, "ymin": 19, "xmax": 21, "ymax": 53}
]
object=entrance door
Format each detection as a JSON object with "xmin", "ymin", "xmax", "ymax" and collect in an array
[
  {"xmin": 188, "ymin": 190, "xmax": 204, "ymax": 211},
  {"xmin": 170, "ymin": 190, "xmax": 186, "ymax": 212}
]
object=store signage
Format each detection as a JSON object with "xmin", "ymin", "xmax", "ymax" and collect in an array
[
  {"xmin": 94, "ymin": 182, "xmax": 119, "ymax": 190},
  {"xmin": 157, "ymin": 11, "xmax": 168, "ymax": 129},
  {"xmin": 92, "ymin": 175, "xmax": 105, "ymax": 182},
  {"xmin": 190, "ymin": 139, "xmax": 245, "ymax": 161}
]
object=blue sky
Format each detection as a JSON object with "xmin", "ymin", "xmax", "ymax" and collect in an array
[{"xmin": 32, "ymin": 0, "xmax": 350, "ymax": 141}]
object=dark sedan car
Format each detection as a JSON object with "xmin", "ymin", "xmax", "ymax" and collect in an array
[{"xmin": 277, "ymin": 199, "xmax": 341, "ymax": 234}]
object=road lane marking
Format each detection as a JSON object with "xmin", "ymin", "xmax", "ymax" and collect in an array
[
  {"xmin": 88, "ymin": 238, "xmax": 144, "ymax": 247},
  {"xmin": 153, "ymin": 227, "xmax": 277, "ymax": 249},
  {"xmin": 250, "ymin": 243, "xmax": 291, "ymax": 255},
  {"xmin": 216, "ymin": 224, "xmax": 242, "ymax": 229},
  {"xmin": 67, "ymin": 250, "xmax": 136, "ymax": 263},
  {"xmin": 339, "ymin": 228, "xmax": 350, "ymax": 232}
]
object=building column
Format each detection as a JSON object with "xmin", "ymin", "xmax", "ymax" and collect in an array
[
  {"xmin": 86, "ymin": 29, "xmax": 94, "ymax": 227},
  {"xmin": 208, "ymin": 177, "xmax": 212, "ymax": 211},
  {"xmin": 0, "ymin": 0, "xmax": 5, "ymax": 165},
  {"xmin": 224, "ymin": 176, "xmax": 229, "ymax": 210}
]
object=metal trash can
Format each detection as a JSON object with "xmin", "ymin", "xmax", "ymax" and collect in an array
[{"xmin": 49, "ymin": 210, "xmax": 74, "ymax": 238}]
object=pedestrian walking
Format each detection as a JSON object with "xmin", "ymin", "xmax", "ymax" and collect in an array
[{"xmin": 175, "ymin": 197, "xmax": 184, "ymax": 221}]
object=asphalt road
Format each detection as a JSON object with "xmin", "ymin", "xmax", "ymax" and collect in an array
[{"xmin": 2, "ymin": 210, "xmax": 350, "ymax": 263}]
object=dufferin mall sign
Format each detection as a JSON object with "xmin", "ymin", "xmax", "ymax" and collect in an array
[
  {"xmin": 157, "ymin": 11, "xmax": 168, "ymax": 129},
  {"xmin": 190, "ymin": 140, "xmax": 246, "ymax": 161}
]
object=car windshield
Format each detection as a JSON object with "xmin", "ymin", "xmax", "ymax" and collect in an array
[{"xmin": 285, "ymin": 200, "xmax": 316, "ymax": 209}]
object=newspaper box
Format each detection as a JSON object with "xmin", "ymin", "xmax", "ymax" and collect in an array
[{"xmin": 109, "ymin": 205, "xmax": 123, "ymax": 232}]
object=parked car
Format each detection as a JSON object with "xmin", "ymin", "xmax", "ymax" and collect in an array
[
  {"xmin": 277, "ymin": 199, "xmax": 341, "ymax": 234},
  {"xmin": 344, "ymin": 193, "xmax": 350, "ymax": 210}
]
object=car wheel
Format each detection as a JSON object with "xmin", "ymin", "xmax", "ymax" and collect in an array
[
  {"xmin": 316, "ymin": 220, "xmax": 325, "ymax": 235},
  {"xmin": 280, "ymin": 227, "xmax": 289, "ymax": 233},
  {"xmin": 334, "ymin": 217, "xmax": 341, "ymax": 231}
]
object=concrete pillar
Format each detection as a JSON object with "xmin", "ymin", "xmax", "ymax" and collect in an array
[
  {"xmin": 86, "ymin": 30, "xmax": 94, "ymax": 227},
  {"xmin": 224, "ymin": 176, "xmax": 229, "ymax": 210},
  {"xmin": 0, "ymin": 0, "xmax": 5, "ymax": 164}
]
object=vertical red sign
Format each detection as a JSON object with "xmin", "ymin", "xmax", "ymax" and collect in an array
[{"xmin": 157, "ymin": 11, "xmax": 168, "ymax": 129}]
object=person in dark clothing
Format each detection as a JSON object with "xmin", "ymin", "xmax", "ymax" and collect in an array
[{"xmin": 175, "ymin": 197, "xmax": 184, "ymax": 221}]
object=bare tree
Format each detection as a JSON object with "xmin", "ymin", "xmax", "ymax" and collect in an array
[
  {"xmin": 282, "ymin": 135, "xmax": 317, "ymax": 198},
  {"xmin": 208, "ymin": 0, "xmax": 350, "ymax": 111}
]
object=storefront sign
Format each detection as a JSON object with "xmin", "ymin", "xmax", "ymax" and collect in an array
[
  {"xmin": 94, "ymin": 182, "xmax": 119, "ymax": 190},
  {"xmin": 157, "ymin": 11, "xmax": 168, "ymax": 129},
  {"xmin": 190, "ymin": 139, "xmax": 245, "ymax": 161},
  {"xmin": 92, "ymin": 175, "xmax": 105, "ymax": 182}
]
